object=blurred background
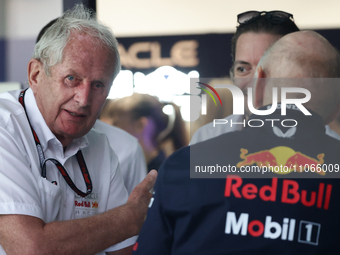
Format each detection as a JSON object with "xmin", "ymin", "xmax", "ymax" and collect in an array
[{"xmin": 0, "ymin": 0, "xmax": 339, "ymax": 138}]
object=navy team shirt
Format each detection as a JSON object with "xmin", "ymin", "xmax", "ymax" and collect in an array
[{"xmin": 134, "ymin": 108, "xmax": 340, "ymax": 254}]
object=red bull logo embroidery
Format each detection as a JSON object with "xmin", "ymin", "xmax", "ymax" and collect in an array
[
  {"xmin": 75, "ymin": 201, "xmax": 91, "ymax": 208},
  {"xmin": 224, "ymin": 175, "xmax": 332, "ymax": 210},
  {"xmin": 236, "ymin": 146, "xmax": 325, "ymax": 175},
  {"xmin": 74, "ymin": 193, "xmax": 99, "ymax": 219}
]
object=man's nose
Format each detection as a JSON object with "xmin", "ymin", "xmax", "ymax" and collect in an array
[
  {"xmin": 74, "ymin": 82, "xmax": 91, "ymax": 107},
  {"xmin": 234, "ymin": 77, "xmax": 252, "ymax": 91}
]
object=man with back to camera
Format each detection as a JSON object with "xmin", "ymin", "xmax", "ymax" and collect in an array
[
  {"xmin": 133, "ymin": 30, "xmax": 340, "ymax": 254},
  {"xmin": 36, "ymin": 17, "xmax": 148, "ymax": 195},
  {"xmin": 190, "ymin": 11, "xmax": 340, "ymax": 144},
  {"xmin": 0, "ymin": 5, "xmax": 157, "ymax": 255}
]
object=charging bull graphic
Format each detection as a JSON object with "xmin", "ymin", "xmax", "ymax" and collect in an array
[{"xmin": 236, "ymin": 146, "xmax": 325, "ymax": 175}]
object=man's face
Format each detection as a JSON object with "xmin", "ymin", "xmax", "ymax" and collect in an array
[
  {"xmin": 233, "ymin": 32, "xmax": 281, "ymax": 116},
  {"xmin": 30, "ymin": 33, "xmax": 117, "ymax": 147}
]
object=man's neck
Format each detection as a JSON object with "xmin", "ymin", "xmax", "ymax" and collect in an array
[{"xmin": 328, "ymin": 119, "xmax": 340, "ymax": 136}]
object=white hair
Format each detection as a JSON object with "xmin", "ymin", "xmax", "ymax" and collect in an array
[{"xmin": 33, "ymin": 4, "xmax": 120, "ymax": 77}]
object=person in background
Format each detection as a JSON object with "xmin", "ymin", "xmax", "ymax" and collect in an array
[
  {"xmin": 190, "ymin": 10, "xmax": 300, "ymax": 144},
  {"xmin": 101, "ymin": 93, "xmax": 188, "ymax": 172},
  {"xmin": 0, "ymin": 5, "xmax": 156, "ymax": 255},
  {"xmin": 133, "ymin": 30, "xmax": 340, "ymax": 254},
  {"xmin": 36, "ymin": 17, "xmax": 147, "ymax": 195}
]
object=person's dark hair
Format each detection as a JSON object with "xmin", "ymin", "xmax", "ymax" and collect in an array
[
  {"xmin": 36, "ymin": 18, "xmax": 59, "ymax": 43},
  {"xmin": 128, "ymin": 95, "xmax": 168, "ymax": 148},
  {"xmin": 103, "ymin": 93, "xmax": 188, "ymax": 150},
  {"xmin": 160, "ymin": 102, "xmax": 188, "ymax": 150},
  {"xmin": 230, "ymin": 13, "xmax": 300, "ymax": 74}
]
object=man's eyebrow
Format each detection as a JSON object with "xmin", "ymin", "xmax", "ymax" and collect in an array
[
  {"xmin": 234, "ymin": 61, "xmax": 251, "ymax": 65},
  {"xmin": 62, "ymin": 69, "xmax": 77, "ymax": 75},
  {"xmin": 62, "ymin": 69, "xmax": 111, "ymax": 83}
]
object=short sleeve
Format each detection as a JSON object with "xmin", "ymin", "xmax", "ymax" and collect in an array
[{"xmin": 0, "ymin": 125, "xmax": 45, "ymax": 220}]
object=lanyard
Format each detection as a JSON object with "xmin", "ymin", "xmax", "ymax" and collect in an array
[{"xmin": 19, "ymin": 89, "xmax": 92, "ymax": 198}]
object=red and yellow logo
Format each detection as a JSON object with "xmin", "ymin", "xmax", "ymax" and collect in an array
[{"xmin": 236, "ymin": 146, "xmax": 325, "ymax": 175}]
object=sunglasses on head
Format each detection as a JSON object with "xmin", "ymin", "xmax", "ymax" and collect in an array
[{"xmin": 237, "ymin": 11, "xmax": 294, "ymax": 25}]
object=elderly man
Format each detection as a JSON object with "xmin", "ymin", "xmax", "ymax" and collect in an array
[
  {"xmin": 0, "ymin": 5, "xmax": 156, "ymax": 255},
  {"xmin": 133, "ymin": 31, "xmax": 340, "ymax": 254},
  {"xmin": 36, "ymin": 18, "xmax": 148, "ymax": 195}
]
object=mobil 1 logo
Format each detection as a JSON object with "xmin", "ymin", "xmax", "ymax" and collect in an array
[
  {"xmin": 225, "ymin": 212, "xmax": 321, "ymax": 246},
  {"xmin": 298, "ymin": 221, "xmax": 321, "ymax": 246}
]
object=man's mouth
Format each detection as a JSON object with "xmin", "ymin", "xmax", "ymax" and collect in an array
[{"xmin": 66, "ymin": 110, "xmax": 86, "ymax": 117}]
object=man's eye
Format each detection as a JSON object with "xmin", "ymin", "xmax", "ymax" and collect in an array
[
  {"xmin": 94, "ymin": 83, "xmax": 104, "ymax": 88},
  {"xmin": 236, "ymin": 66, "xmax": 246, "ymax": 73},
  {"xmin": 67, "ymin": 75, "xmax": 75, "ymax": 81},
  {"xmin": 65, "ymin": 75, "xmax": 78, "ymax": 87},
  {"xmin": 234, "ymin": 65, "xmax": 252, "ymax": 77}
]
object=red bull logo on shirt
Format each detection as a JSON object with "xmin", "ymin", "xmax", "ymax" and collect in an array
[
  {"xmin": 74, "ymin": 193, "xmax": 99, "ymax": 218},
  {"xmin": 224, "ymin": 175, "xmax": 332, "ymax": 210},
  {"xmin": 236, "ymin": 146, "xmax": 325, "ymax": 175},
  {"xmin": 75, "ymin": 201, "xmax": 91, "ymax": 208}
]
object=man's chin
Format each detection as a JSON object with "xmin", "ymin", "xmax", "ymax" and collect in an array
[{"xmin": 55, "ymin": 126, "xmax": 92, "ymax": 147}]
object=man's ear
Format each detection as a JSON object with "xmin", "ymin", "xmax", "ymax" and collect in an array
[
  {"xmin": 254, "ymin": 66, "xmax": 266, "ymax": 108},
  {"xmin": 27, "ymin": 59, "xmax": 43, "ymax": 92}
]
